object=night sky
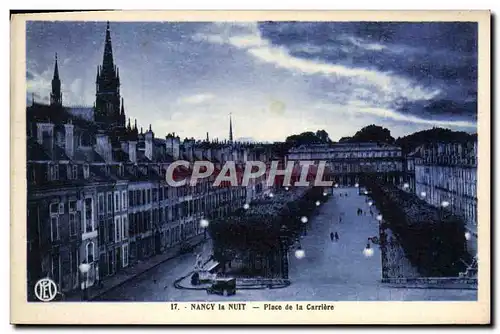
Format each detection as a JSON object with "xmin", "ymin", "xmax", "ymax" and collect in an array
[{"xmin": 26, "ymin": 21, "xmax": 478, "ymax": 142}]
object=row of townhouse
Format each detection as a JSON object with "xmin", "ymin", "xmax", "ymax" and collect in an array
[{"xmin": 27, "ymin": 105, "xmax": 274, "ymax": 299}]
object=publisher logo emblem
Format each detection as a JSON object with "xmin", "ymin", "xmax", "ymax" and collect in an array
[{"xmin": 34, "ymin": 278, "xmax": 57, "ymax": 302}]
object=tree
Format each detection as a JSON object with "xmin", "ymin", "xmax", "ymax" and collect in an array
[
  {"xmin": 395, "ymin": 127, "xmax": 477, "ymax": 155},
  {"xmin": 285, "ymin": 129, "xmax": 332, "ymax": 147},
  {"xmin": 348, "ymin": 125, "xmax": 395, "ymax": 144}
]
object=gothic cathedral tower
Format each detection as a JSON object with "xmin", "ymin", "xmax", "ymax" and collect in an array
[
  {"xmin": 95, "ymin": 22, "xmax": 125, "ymax": 129},
  {"xmin": 50, "ymin": 53, "xmax": 62, "ymax": 107}
]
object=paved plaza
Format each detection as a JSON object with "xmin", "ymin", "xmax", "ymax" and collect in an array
[{"xmin": 96, "ymin": 187, "xmax": 477, "ymax": 302}]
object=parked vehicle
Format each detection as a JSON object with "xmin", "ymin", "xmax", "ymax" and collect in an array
[{"xmin": 206, "ymin": 277, "xmax": 236, "ymax": 296}]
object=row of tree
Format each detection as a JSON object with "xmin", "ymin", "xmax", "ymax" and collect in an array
[
  {"xmin": 364, "ymin": 177, "xmax": 469, "ymax": 277},
  {"xmin": 208, "ymin": 187, "xmax": 326, "ymax": 278},
  {"xmin": 284, "ymin": 125, "xmax": 476, "ymax": 155}
]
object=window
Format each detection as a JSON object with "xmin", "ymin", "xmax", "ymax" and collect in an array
[
  {"xmin": 99, "ymin": 220, "xmax": 106, "ymax": 246},
  {"xmin": 50, "ymin": 216, "xmax": 59, "ymax": 241},
  {"xmin": 83, "ymin": 164, "xmax": 90, "ymax": 179},
  {"xmin": 115, "ymin": 216, "xmax": 121, "ymax": 242},
  {"xmin": 50, "ymin": 164, "xmax": 59, "ymax": 181},
  {"xmin": 114, "ymin": 191, "xmax": 120, "ymax": 213},
  {"xmin": 84, "ymin": 197, "xmax": 93, "ymax": 233},
  {"xmin": 86, "ymin": 242, "xmax": 94, "ymax": 263},
  {"xmin": 98, "ymin": 193, "xmax": 104, "ymax": 214},
  {"xmin": 108, "ymin": 218, "xmax": 114, "ymax": 243},
  {"xmin": 70, "ymin": 248, "xmax": 78, "ymax": 280},
  {"xmin": 122, "ymin": 244, "xmax": 129, "ymax": 268},
  {"xmin": 129, "ymin": 191, "xmax": 133, "ymax": 207},
  {"xmin": 69, "ymin": 212, "xmax": 77, "ymax": 236},
  {"xmin": 107, "ymin": 193, "xmax": 112, "ymax": 213},
  {"xmin": 72, "ymin": 165, "xmax": 78, "ymax": 179},
  {"xmin": 122, "ymin": 191, "xmax": 127, "ymax": 210},
  {"xmin": 122, "ymin": 215, "xmax": 128, "ymax": 239},
  {"xmin": 51, "ymin": 253, "xmax": 60, "ymax": 285}
]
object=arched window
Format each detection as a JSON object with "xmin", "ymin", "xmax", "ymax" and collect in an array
[{"xmin": 86, "ymin": 242, "xmax": 94, "ymax": 263}]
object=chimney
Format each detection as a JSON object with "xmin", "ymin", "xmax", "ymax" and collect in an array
[
  {"xmin": 36, "ymin": 123, "xmax": 54, "ymax": 155},
  {"xmin": 121, "ymin": 140, "xmax": 129, "ymax": 154},
  {"xmin": 64, "ymin": 123, "xmax": 74, "ymax": 159},
  {"xmin": 182, "ymin": 139, "xmax": 194, "ymax": 162},
  {"xmin": 128, "ymin": 141, "xmax": 137, "ymax": 163},
  {"xmin": 145, "ymin": 128, "xmax": 154, "ymax": 161},
  {"xmin": 95, "ymin": 133, "xmax": 112, "ymax": 163}
]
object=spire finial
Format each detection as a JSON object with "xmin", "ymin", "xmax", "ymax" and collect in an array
[
  {"xmin": 107, "ymin": 21, "xmax": 110, "ymax": 30},
  {"xmin": 149, "ymin": 124, "xmax": 152, "ymax": 132},
  {"xmin": 134, "ymin": 119, "xmax": 137, "ymax": 129},
  {"xmin": 229, "ymin": 112, "xmax": 233, "ymax": 144}
]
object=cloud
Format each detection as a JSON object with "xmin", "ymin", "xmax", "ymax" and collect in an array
[{"xmin": 177, "ymin": 93, "xmax": 215, "ymax": 105}]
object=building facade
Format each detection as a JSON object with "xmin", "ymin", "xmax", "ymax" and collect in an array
[
  {"xmin": 413, "ymin": 141, "xmax": 478, "ymax": 258},
  {"xmin": 26, "ymin": 22, "xmax": 275, "ymax": 300},
  {"xmin": 287, "ymin": 142, "xmax": 404, "ymax": 186}
]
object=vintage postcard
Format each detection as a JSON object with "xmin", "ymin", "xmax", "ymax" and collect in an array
[{"xmin": 11, "ymin": 10, "xmax": 491, "ymax": 324}]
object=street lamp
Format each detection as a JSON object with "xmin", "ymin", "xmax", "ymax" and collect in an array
[
  {"xmin": 420, "ymin": 191, "xmax": 427, "ymax": 198},
  {"xmin": 363, "ymin": 237, "xmax": 379, "ymax": 257},
  {"xmin": 355, "ymin": 183, "xmax": 359, "ymax": 188},
  {"xmin": 364, "ymin": 190, "xmax": 368, "ymax": 195},
  {"xmin": 79, "ymin": 261, "xmax": 91, "ymax": 301},
  {"xmin": 300, "ymin": 216, "xmax": 308, "ymax": 224},
  {"xmin": 334, "ymin": 183, "xmax": 339, "ymax": 188},
  {"xmin": 200, "ymin": 218, "xmax": 209, "ymax": 239},
  {"xmin": 315, "ymin": 201, "xmax": 321, "ymax": 207},
  {"xmin": 368, "ymin": 201, "xmax": 373, "ymax": 207},
  {"xmin": 376, "ymin": 214, "xmax": 383, "ymax": 222},
  {"xmin": 403, "ymin": 183, "xmax": 409, "ymax": 190},
  {"xmin": 465, "ymin": 231, "xmax": 472, "ymax": 241},
  {"xmin": 285, "ymin": 187, "xmax": 289, "ymax": 191},
  {"xmin": 269, "ymin": 193, "xmax": 274, "ymax": 198},
  {"xmin": 294, "ymin": 246, "xmax": 305, "ymax": 259},
  {"xmin": 243, "ymin": 203, "xmax": 250, "ymax": 210},
  {"xmin": 441, "ymin": 200, "xmax": 450, "ymax": 208}
]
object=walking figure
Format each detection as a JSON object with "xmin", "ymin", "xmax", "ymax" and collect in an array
[
  {"xmin": 330, "ymin": 232, "xmax": 334, "ymax": 242},
  {"xmin": 335, "ymin": 232, "xmax": 339, "ymax": 241}
]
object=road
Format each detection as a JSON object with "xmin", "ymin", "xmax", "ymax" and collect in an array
[{"xmin": 96, "ymin": 187, "xmax": 477, "ymax": 302}]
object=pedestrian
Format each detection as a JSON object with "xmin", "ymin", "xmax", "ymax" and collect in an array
[
  {"xmin": 335, "ymin": 232, "xmax": 339, "ymax": 241},
  {"xmin": 330, "ymin": 232, "xmax": 334, "ymax": 241}
]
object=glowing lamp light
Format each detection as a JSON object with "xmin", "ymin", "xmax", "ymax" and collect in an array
[
  {"xmin": 363, "ymin": 244, "xmax": 374, "ymax": 257},
  {"xmin": 334, "ymin": 184, "xmax": 339, "ymax": 188},
  {"xmin": 294, "ymin": 248, "xmax": 306, "ymax": 259},
  {"xmin": 269, "ymin": 193, "xmax": 274, "ymax": 198},
  {"xmin": 368, "ymin": 201, "xmax": 373, "ymax": 206},
  {"xmin": 441, "ymin": 201, "xmax": 450, "ymax": 208},
  {"xmin": 315, "ymin": 201, "xmax": 321, "ymax": 206},
  {"xmin": 199, "ymin": 219, "xmax": 209, "ymax": 228},
  {"xmin": 300, "ymin": 216, "xmax": 308, "ymax": 224},
  {"xmin": 364, "ymin": 190, "xmax": 368, "ymax": 195},
  {"xmin": 420, "ymin": 191, "xmax": 427, "ymax": 198},
  {"xmin": 79, "ymin": 263, "xmax": 91, "ymax": 274},
  {"xmin": 243, "ymin": 203, "xmax": 250, "ymax": 210},
  {"xmin": 403, "ymin": 183, "xmax": 409, "ymax": 189},
  {"xmin": 376, "ymin": 214, "xmax": 383, "ymax": 221},
  {"xmin": 465, "ymin": 231, "xmax": 472, "ymax": 241},
  {"xmin": 355, "ymin": 183, "xmax": 359, "ymax": 188},
  {"xmin": 323, "ymin": 192, "xmax": 328, "ymax": 197},
  {"xmin": 285, "ymin": 187, "xmax": 289, "ymax": 191}
]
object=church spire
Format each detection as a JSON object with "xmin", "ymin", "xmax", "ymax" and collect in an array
[
  {"xmin": 229, "ymin": 113, "xmax": 233, "ymax": 144},
  {"xmin": 50, "ymin": 53, "xmax": 62, "ymax": 107},
  {"xmin": 102, "ymin": 21, "xmax": 114, "ymax": 71}
]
